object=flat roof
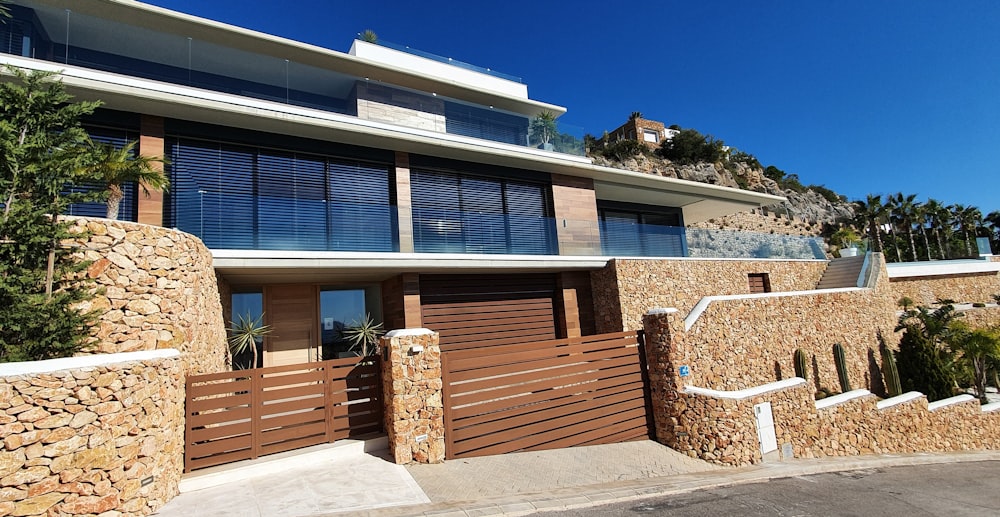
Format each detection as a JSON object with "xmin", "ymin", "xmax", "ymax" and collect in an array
[{"xmin": 21, "ymin": 0, "xmax": 565, "ymax": 117}]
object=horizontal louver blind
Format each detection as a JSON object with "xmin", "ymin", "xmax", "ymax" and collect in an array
[
  {"xmin": 67, "ymin": 127, "xmax": 139, "ymax": 222},
  {"xmin": 411, "ymin": 169, "xmax": 555, "ymax": 255},
  {"xmin": 166, "ymin": 137, "xmax": 395, "ymax": 251}
]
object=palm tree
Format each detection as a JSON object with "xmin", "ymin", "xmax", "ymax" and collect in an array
[
  {"xmin": 889, "ymin": 192, "xmax": 919, "ymax": 262},
  {"xmin": 985, "ymin": 210, "xmax": 1000, "ymax": 254},
  {"xmin": 914, "ymin": 202, "xmax": 932, "ymax": 261},
  {"xmin": 884, "ymin": 194, "xmax": 904, "ymax": 262},
  {"xmin": 924, "ymin": 198, "xmax": 950, "ymax": 259},
  {"xmin": 83, "ymin": 139, "xmax": 168, "ymax": 220},
  {"xmin": 951, "ymin": 204, "xmax": 982, "ymax": 257},
  {"xmin": 853, "ymin": 194, "xmax": 886, "ymax": 253}
]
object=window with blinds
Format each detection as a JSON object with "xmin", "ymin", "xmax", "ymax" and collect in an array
[
  {"xmin": 66, "ymin": 126, "xmax": 139, "ymax": 222},
  {"xmin": 410, "ymin": 169, "xmax": 555, "ymax": 255},
  {"xmin": 165, "ymin": 137, "xmax": 396, "ymax": 251},
  {"xmin": 598, "ymin": 202, "xmax": 686, "ymax": 257}
]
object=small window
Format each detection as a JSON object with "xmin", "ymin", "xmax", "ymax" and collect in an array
[
  {"xmin": 643, "ymin": 129, "xmax": 659, "ymax": 143},
  {"xmin": 748, "ymin": 273, "xmax": 771, "ymax": 294}
]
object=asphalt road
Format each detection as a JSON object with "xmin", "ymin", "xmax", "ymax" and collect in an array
[{"xmin": 550, "ymin": 460, "xmax": 1000, "ymax": 516}]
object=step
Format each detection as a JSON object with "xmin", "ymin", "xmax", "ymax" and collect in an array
[{"xmin": 179, "ymin": 434, "xmax": 388, "ymax": 493}]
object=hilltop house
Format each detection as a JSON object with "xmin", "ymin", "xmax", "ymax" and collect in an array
[
  {"xmin": 601, "ymin": 115, "xmax": 680, "ymax": 150},
  {"xmin": 1, "ymin": 0, "xmax": 792, "ymax": 366}
]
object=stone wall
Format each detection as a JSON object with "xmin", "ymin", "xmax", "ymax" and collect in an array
[
  {"xmin": 591, "ymin": 258, "xmax": 829, "ymax": 333},
  {"xmin": 0, "ymin": 351, "xmax": 184, "ymax": 516},
  {"xmin": 68, "ymin": 217, "xmax": 228, "ymax": 376},
  {"xmin": 644, "ymin": 310, "xmax": 1000, "ymax": 466},
  {"xmin": 687, "ymin": 208, "xmax": 824, "ymax": 239},
  {"xmin": 353, "ymin": 82, "xmax": 446, "ymax": 133},
  {"xmin": 889, "ymin": 271, "xmax": 1000, "ymax": 307},
  {"xmin": 379, "ymin": 330, "xmax": 444, "ymax": 464}
]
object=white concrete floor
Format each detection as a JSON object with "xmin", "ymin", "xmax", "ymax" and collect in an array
[{"xmin": 154, "ymin": 448, "xmax": 429, "ymax": 516}]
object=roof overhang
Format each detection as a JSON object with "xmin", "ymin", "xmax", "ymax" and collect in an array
[
  {"xmin": 212, "ymin": 250, "xmax": 610, "ymax": 285},
  {"xmin": 1, "ymin": 55, "xmax": 785, "ymax": 223},
  {"xmin": 21, "ymin": 0, "xmax": 564, "ymax": 117}
]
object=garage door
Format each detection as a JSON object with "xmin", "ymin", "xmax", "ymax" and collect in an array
[{"xmin": 420, "ymin": 274, "xmax": 557, "ymax": 352}]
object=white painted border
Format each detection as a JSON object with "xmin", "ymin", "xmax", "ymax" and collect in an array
[
  {"xmin": 886, "ymin": 259, "xmax": 1000, "ymax": 279},
  {"xmin": 0, "ymin": 349, "xmax": 180, "ymax": 377},
  {"xmin": 927, "ymin": 394, "xmax": 976, "ymax": 411},
  {"xmin": 981, "ymin": 402, "xmax": 1000, "ymax": 413},
  {"xmin": 683, "ymin": 377, "xmax": 806, "ymax": 400},
  {"xmin": 684, "ymin": 288, "xmax": 865, "ymax": 331},
  {"xmin": 815, "ymin": 389, "xmax": 872, "ymax": 410},
  {"xmin": 384, "ymin": 329, "xmax": 434, "ymax": 338},
  {"xmin": 876, "ymin": 392, "xmax": 925, "ymax": 410}
]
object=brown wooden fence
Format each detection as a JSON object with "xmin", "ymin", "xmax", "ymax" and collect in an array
[
  {"xmin": 184, "ymin": 356, "xmax": 381, "ymax": 472},
  {"xmin": 441, "ymin": 330, "xmax": 651, "ymax": 459}
]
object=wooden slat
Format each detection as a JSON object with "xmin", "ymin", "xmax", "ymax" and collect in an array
[
  {"xmin": 187, "ymin": 406, "xmax": 252, "ymax": 428},
  {"xmin": 184, "ymin": 356, "xmax": 382, "ymax": 472},
  {"xmin": 441, "ymin": 331, "xmax": 651, "ymax": 460},
  {"xmin": 188, "ymin": 421, "xmax": 252, "ymax": 443}
]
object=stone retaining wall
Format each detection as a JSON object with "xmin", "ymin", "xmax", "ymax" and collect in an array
[
  {"xmin": 0, "ymin": 351, "xmax": 184, "ymax": 516},
  {"xmin": 591, "ymin": 258, "xmax": 829, "ymax": 334},
  {"xmin": 643, "ymin": 309, "xmax": 1000, "ymax": 467},
  {"xmin": 68, "ymin": 217, "xmax": 228, "ymax": 376},
  {"xmin": 889, "ymin": 271, "xmax": 1000, "ymax": 307}
]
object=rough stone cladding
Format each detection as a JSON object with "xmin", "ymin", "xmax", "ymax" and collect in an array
[
  {"xmin": 687, "ymin": 209, "xmax": 824, "ymax": 239},
  {"xmin": 889, "ymin": 271, "xmax": 1000, "ymax": 307},
  {"xmin": 68, "ymin": 217, "xmax": 228, "ymax": 376},
  {"xmin": 605, "ymin": 118, "xmax": 666, "ymax": 150},
  {"xmin": 643, "ymin": 311, "xmax": 1000, "ymax": 467},
  {"xmin": 380, "ymin": 331, "xmax": 445, "ymax": 464},
  {"xmin": 956, "ymin": 306, "xmax": 1000, "ymax": 328},
  {"xmin": 591, "ymin": 258, "xmax": 829, "ymax": 334},
  {"xmin": 354, "ymin": 82, "xmax": 446, "ymax": 133},
  {"xmin": 0, "ymin": 356, "xmax": 184, "ymax": 516}
]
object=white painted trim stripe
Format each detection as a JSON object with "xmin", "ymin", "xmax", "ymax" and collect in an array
[
  {"xmin": 684, "ymin": 288, "xmax": 866, "ymax": 331},
  {"xmin": 683, "ymin": 377, "xmax": 806, "ymax": 400},
  {"xmin": 876, "ymin": 391, "xmax": 925, "ymax": 410},
  {"xmin": 815, "ymin": 389, "xmax": 872, "ymax": 410},
  {"xmin": 0, "ymin": 349, "xmax": 180, "ymax": 377},
  {"xmin": 927, "ymin": 394, "xmax": 977, "ymax": 411}
]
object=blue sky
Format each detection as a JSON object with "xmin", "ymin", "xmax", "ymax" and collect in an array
[{"xmin": 144, "ymin": 0, "xmax": 1000, "ymax": 215}]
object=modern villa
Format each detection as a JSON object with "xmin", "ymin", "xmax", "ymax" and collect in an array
[{"xmin": 2, "ymin": 0, "xmax": 795, "ymax": 366}]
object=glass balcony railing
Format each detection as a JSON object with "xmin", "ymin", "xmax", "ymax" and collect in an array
[
  {"xmin": 376, "ymin": 39, "xmax": 522, "ymax": 83},
  {"xmin": 412, "ymin": 210, "xmax": 558, "ymax": 255},
  {"xmin": 2, "ymin": 4, "xmax": 587, "ymax": 156}
]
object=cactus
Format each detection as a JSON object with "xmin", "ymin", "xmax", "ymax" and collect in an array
[
  {"xmin": 881, "ymin": 346, "xmax": 902, "ymax": 397},
  {"xmin": 794, "ymin": 349, "xmax": 809, "ymax": 380},
  {"xmin": 834, "ymin": 343, "xmax": 851, "ymax": 392}
]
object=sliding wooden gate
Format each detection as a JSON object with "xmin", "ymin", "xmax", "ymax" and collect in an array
[
  {"xmin": 184, "ymin": 356, "xmax": 381, "ymax": 472},
  {"xmin": 441, "ymin": 331, "xmax": 652, "ymax": 459}
]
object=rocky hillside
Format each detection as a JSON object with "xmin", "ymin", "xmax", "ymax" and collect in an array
[{"xmin": 591, "ymin": 153, "xmax": 855, "ymax": 225}]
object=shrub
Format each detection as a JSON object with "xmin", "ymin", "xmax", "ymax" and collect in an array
[
  {"xmin": 895, "ymin": 324, "xmax": 954, "ymax": 401},
  {"xmin": 598, "ymin": 139, "xmax": 647, "ymax": 161},
  {"xmin": 658, "ymin": 128, "xmax": 725, "ymax": 164}
]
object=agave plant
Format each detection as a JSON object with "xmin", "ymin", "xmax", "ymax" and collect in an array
[
  {"xmin": 341, "ymin": 313, "xmax": 384, "ymax": 357},
  {"xmin": 228, "ymin": 312, "xmax": 270, "ymax": 370}
]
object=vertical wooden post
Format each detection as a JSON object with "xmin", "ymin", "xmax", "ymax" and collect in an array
[
  {"xmin": 250, "ymin": 370, "xmax": 262, "ymax": 460},
  {"xmin": 323, "ymin": 360, "xmax": 335, "ymax": 443}
]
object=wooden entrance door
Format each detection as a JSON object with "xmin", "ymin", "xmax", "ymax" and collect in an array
[{"xmin": 264, "ymin": 285, "xmax": 318, "ymax": 367}]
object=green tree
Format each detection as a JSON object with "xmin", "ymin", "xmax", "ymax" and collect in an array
[
  {"xmin": 894, "ymin": 302, "xmax": 962, "ymax": 401},
  {"xmin": 853, "ymin": 194, "xmax": 886, "ymax": 253},
  {"xmin": 528, "ymin": 111, "xmax": 558, "ymax": 149},
  {"xmin": 0, "ymin": 67, "xmax": 101, "ymax": 362},
  {"xmin": 658, "ymin": 128, "xmax": 724, "ymax": 165},
  {"xmin": 948, "ymin": 323, "xmax": 1000, "ymax": 402},
  {"xmin": 924, "ymin": 198, "xmax": 950, "ymax": 260},
  {"xmin": 82, "ymin": 139, "xmax": 168, "ymax": 220}
]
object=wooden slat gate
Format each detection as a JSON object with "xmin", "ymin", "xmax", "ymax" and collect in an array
[
  {"xmin": 441, "ymin": 330, "xmax": 652, "ymax": 459},
  {"xmin": 184, "ymin": 356, "xmax": 381, "ymax": 472}
]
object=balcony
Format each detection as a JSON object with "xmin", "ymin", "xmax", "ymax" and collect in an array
[{"xmin": 1, "ymin": 2, "xmax": 585, "ymax": 156}]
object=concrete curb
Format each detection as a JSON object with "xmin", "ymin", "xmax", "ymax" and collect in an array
[{"xmin": 351, "ymin": 450, "xmax": 1000, "ymax": 517}]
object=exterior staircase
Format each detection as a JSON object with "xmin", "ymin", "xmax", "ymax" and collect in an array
[{"xmin": 816, "ymin": 255, "xmax": 867, "ymax": 289}]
